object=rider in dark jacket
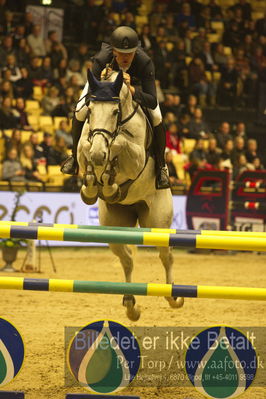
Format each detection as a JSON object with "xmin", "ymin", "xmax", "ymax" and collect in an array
[{"xmin": 61, "ymin": 26, "xmax": 169, "ymax": 189}]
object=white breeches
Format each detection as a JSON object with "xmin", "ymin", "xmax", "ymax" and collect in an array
[
  {"xmin": 149, "ymin": 103, "xmax": 162, "ymax": 127},
  {"xmin": 75, "ymin": 82, "xmax": 89, "ymax": 122}
]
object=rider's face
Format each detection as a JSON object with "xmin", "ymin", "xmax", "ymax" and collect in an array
[{"xmin": 113, "ymin": 50, "xmax": 136, "ymax": 69}]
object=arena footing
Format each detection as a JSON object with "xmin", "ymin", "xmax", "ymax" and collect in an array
[
  {"xmin": 0, "ymin": 392, "xmax": 24, "ymax": 398},
  {"xmin": 65, "ymin": 395, "xmax": 140, "ymax": 399}
]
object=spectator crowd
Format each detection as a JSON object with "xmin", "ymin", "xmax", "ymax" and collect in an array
[{"xmin": 0, "ymin": 0, "xmax": 265, "ymax": 189}]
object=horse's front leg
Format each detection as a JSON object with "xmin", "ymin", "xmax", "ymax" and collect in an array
[
  {"xmin": 80, "ymin": 163, "xmax": 99, "ymax": 205},
  {"xmin": 159, "ymin": 247, "xmax": 184, "ymax": 309},
  {"xmin": 101, "ymin": 160, "xmax": 121, "ymax": 203},
  {"xmin": 109, "ymin": 243, "xmax": 141, "ymax": 321}
]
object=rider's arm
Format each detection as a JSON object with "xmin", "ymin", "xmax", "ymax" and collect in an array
[{"xmin": 132, "ymin": 60, "xmax": 157, "ymax": 110}]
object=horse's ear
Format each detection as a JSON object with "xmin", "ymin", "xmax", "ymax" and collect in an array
[
  {"xmin": 87, "ymin": 69, "xmax": 99, "ymax": 93},
  {"xmin": 112, "ymin": 70, "xmax": 124, "ymax": 96}
]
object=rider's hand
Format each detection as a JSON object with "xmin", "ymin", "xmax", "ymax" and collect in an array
[
  {"xmin": 101, "ymin": 67, "xmax": 112, "ymax": 79},
  {"xmin": 123, "ymin": 72, "xmax": 131, "ymax": 86}
]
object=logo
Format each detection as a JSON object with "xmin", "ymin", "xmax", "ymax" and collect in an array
[
  {"xmin": 67, "ymin": 320, "xmax": 140, "ymax": 393},
  {"xmin": 185, "ymin": 326, "xmax": 257, "ymax": 399},
  {"xmin": 0, "ymin": 318, "xmax": 25, "ymax": 387},
  {"xmin": 122, "ymin": 37, "xmax": 129, "ymax": 49}
]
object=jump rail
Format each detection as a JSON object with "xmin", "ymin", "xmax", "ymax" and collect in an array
[{"xmin": 0, "ymin": 277, "xmax": 265, "ymax": 301}]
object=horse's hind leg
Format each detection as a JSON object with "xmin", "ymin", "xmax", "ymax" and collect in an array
[
  {"xmin": 98, "ymin": 200, "xmax": 140, "ymax": 321},
  {"xmin": 109, "ymin": 243, "xmax": 141, "ymax": 321},
  {"xmin": 137, "ymin": 190, "xmax": 184, "ymax": 309},
  {"xmin": 159, "ymin": 247, "xmax": 184, "ymax": 308}
]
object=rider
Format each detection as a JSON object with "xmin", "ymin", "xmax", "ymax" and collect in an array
[{"xmin": 61, "ymin": 26, "xmax": 170, "ymax": 189}]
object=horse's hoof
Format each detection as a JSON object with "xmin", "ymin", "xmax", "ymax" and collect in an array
[
  {"xmin": 80, "ymin": 186, "xmax": 98, "ymax": 205},
  {"xmin": 123, "ymin": 295, "xmax": 141, "ymax": 321},
  {"xmin": 165, "ymin": 296, "xmax": 184, "ymax": 309},
  {"xmin": 126, "ymin": 305, "xmax": 141, "ymax": 321}
]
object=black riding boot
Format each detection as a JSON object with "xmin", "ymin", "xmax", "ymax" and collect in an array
[
  {"xmin": 153, "ymin": 123, "xmax": 170, "ymax": 189},
  {"xmin": 60, "ymin": 115, "xmax": 84, "ymax": 175}
]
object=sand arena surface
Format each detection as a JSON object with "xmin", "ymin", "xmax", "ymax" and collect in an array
[{"xmin": 1, "ymin": 247, "xmax": 266, "ymax": 399}]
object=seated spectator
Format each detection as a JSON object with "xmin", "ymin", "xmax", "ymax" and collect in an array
[
  {"xmin": 55, "ymin": 120, "xmax": 72, "ymax": 148},
  {"xmin": 208, "ymin": 0, "xmax": 222, "ymax": 19},
  {"xmin": 2, "ymin": 147, "xmax": 25, "ymax": 181},
  {"xmin": 214, "ymin": 43, "xmax": 227, "ymax": 69},
  {"xmin": 81, "ymin": 60, "xmax": 93, "ymax": 86},
  {"xmin": 256, "ymin": 11, "xmax": 266, "ymax": 37},
  {"xmin": 178, "ymin": 113, "xmax": 191, "ymax": 138},
  {"xmin": 48, "ymin": 136, "xmax": 68, "ymax": 166},
  {"xmin": 14, "ymin": 97, "xmax": 33, "ymax": 131},
  {"xmin": 28, "ymin": 56, "xmax": 47, "ymax": 88},
  {"xmin": 252, "ymin": 157, "xmax": 264, "ymax": 170},
  {"xmin": 14, "ymin": 67, "xmax": 33, "ymax": 99},
  {"xmin": 233, "ymin": 0, "xmax": 252, "ymax": 20},
  {"xmin": 160, "ymin": 94, "xmax": 175, "ymax": 117},
  {"xmin": 50, "ymin": 42, "xmax": 67, "ymax": 70},
  {"xmin": 13, "ymin": 25, "xmax": 26, "ymax": 47},
  {"xmin": 245, "ymin": 139, "xmax": 260, "ymax": 163},
  {"xmin": 216, "ymin": 122, "xmax": 233, "ymax": 149},
  {"xmin": 23, "ymin": 11, "xmax": 34, "ymax": 36},
  {"xmin": 122, "ymin": 12, "xmax": 136, "ymax": 30},
  {"xmin": 1, "ymin": 54, "xmax": 21, "ymax": 82},
  {"xmin": 221, "ymin": 139, "xmax": 234, "ymax": 163},
  {"xmin": 233, "ymin": 153, "xmax": 252, "ymax": 179},
  {"xmin": 2, "ymin": 10, "xmax": 15, "ymax": 36},
  {"xmin": 188, "ymin": 107, "xmax": 209, "ymax": 139},
  {"xmin": 53, "ymin": 58, "xmax": 68, "ymax": 80},
  {"xmin": 206, "ymin": 137, "xmax": 222, "ymax": 165},
  {"xmin": 4, "ymin": 128, "xmax": 23, "ymax": 156},
  {"xmin": 166, "ymin": 150, "xmax": 181, "ymax": 186},
  {"xmin": 20, "ymin": 143, "xmax": 43, "ymax": 182},
  {"xmin": 182, "ymin": 94, "xmax": 198, "ymax": 117},
  {"xmin": 0, "ymin": 36, "xmax": 16, "ymax": 68},
  {"xmin": 29, "ymin": 132, "xmax": 44, "ymax": 160},
  {"xmin": 223, "ymin": 21, "xmax": 242, "ymax": 50},
  {"xmin": 185, "ymin": 156, "xmax": 212, "ymax": 181},
  {"xmin": 41, "ymin": 86, "xmax": 60, "ymax": 115},
  {"xmin": 0, "ymin": 79, "xmax": 13, "ymax": 99},
  {"xmin": 27, "ymin": 24, "xmax": 46, "ymax": 57},
  {"xmin": 188, "ymin": 57, "xmax": 215, "ymax": 107},
  {"xmin": 51, "ymin": 97, "xmax": 70, "ymax": 117},
  {"xmin": 0, "ymin": 96, "xmax": 18, "ymax": 129},
  {"xmin": 199, "ymin": 41, "xmax": 218, "ymax": 71},
  {"xmin": 40, "ymin": 132, "xmax": 54, "ymax": 165},
  {"xmin": 41, "ymin": 56, "xmax": 54, "ymax": 84},
  {"xmin": 45, "ymin": 30, "xmax": 67, "ymax": 60},
  {"xmin": 192, "ymin": 28, "xmax": 207, "ymax": 56},
  {"xmin": 66, "ymin": 59, "xmax": 84, "ymax": 86},
  {"xmin": 16, "ymin": 38, "xmax": 31, "ymax": 67},
  {"xmin": 166, "ymin": 123, "xmax": 181, "ymax": 154},
  {"xmin": 139, "ymin": 24, "xmax": 157, "ymax": 54},
  {"xmin": 231, "ymin": 136, "xmax": 246, "ymax": 164},
  {"xmin": 189, "ymin": 138, "xmax": 208, "ymax": 161},
  {"xmin": 70, "ymin": 43, "xmax": 90, "ymax": 67},
  {"xmin": 234, "ymin": 121, "xmax": 247, "ymax": 139},
  {"xmin": 163, "ymin": 112, "xmax": 177, "ymax": 128},
  {"xmin": 176, "ymin": 2, "xmax": 196, "ymax": 30}
]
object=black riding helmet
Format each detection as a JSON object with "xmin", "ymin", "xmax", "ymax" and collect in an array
[{"xmin": 110, "ymin": 26, "xmax": 138, "ymax": 53}]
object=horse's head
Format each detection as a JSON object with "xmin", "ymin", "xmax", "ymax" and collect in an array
[{"xmin": 87, "ymin": 69, "xmax": 124, "ymax": 168}]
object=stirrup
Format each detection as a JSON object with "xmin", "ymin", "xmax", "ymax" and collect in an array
[
  {"xmin": 61, "ymin": 155, "xmax": 79, "ymax": 175},
  {"xmin": 156, "ymin": 166, "xmax": 170, "ymax": 190}
]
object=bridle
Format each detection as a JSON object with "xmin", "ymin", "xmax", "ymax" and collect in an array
[{"xmin": 86, "ymin": 78, "xmax": 139, "ymax": 145}]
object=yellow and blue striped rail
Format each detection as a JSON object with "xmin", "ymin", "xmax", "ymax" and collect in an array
[
  {"xmin": 0, "ymin": 277, "xmax": 265, "ymax": 301},
  {"xmin": 1, "ymin": 223, "xmax": 266, "ymax": 250},
  {"xmin": 1, "ymin": 220, "xmax": 266, "ymax": 238}
]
